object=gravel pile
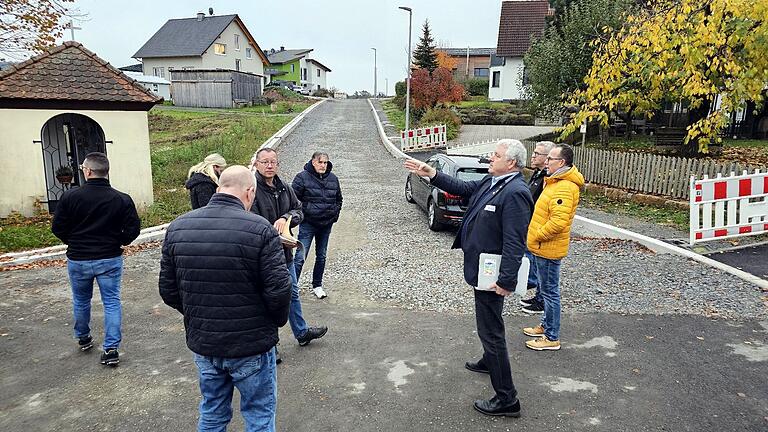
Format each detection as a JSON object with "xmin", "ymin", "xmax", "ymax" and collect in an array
[{"xmin": 221, "ymin": 100, "xmax": 768, "ymax": 320}]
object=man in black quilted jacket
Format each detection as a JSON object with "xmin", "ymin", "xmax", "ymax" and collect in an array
[
  {"xmin": 292, "ymin": 151, "xmax": 343, "ymax": 299},
  {"xmin": 159, "ymin": 165, "xmax": 291, "ymax": 432}
]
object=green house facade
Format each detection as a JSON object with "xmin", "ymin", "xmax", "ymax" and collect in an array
[{"xmin": 266, "ymin": 47, "xmax": 331, "ymax": 91}]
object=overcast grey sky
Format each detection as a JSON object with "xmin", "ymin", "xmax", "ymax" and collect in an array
[{"xmin": 58, "ymin": 0, "xmax": 503, "ymax": 94}]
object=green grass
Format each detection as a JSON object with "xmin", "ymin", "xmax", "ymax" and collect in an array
[
  {"xmin": 721, "ymin": 138, "xmax": 768, "ymax": 149},
  {"xmin": 234, "ymin": 101, "xmax": 312, "ymax": 115},
  {"xmin": 382, "ymin": 99, "xmax": 406, "ymax": 132},
  {"xmin": 580, "ymin": 189, "xmax": 689, "ymax": 231},
  {"xmin": 452, "ymin": 100, "xmax": 515, "ymax": 109},
  {"xmin": 0, "ymin": 107, "xmax": 300, "ymax": 253},
  {"xmin": 584, "ymin": 135, "xmax": 655, "ymax": 151}
]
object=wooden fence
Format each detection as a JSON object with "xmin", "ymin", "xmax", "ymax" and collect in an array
[{"xmin": 521, "ymin": 142, "xmax": 766, "ymax": 200}]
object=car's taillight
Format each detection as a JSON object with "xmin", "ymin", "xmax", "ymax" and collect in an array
[{"xmin": 443, "ymin": 191, "xmax": 461, "ymax": 200}]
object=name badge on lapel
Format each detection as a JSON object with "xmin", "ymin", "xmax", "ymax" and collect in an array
[{"xmin": 484, "ymin": 205, "xmax": 496, "ymax": 212}]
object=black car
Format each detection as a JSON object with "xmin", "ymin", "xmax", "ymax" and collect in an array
[{"xmin": 405, "ymin": 154, "xmax": 489, "ymax": 231}]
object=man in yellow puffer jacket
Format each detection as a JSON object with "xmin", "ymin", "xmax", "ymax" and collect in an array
[{"xmin": 523, "ymin": 144, "xmax": 584, "ymax": 351}]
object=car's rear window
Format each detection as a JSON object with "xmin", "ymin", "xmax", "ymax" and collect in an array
[{"xmin": 456, "ymin": 168, "xmax": 488, "ymax": 182}]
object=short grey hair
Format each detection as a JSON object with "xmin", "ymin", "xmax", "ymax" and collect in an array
[
  {"xmin": 535, "ymin": 140, "xmax": 556, "ymax": 153},
  {"xmin": 496, "ymin": 139, "xmax": 526, "ymax": 168}
]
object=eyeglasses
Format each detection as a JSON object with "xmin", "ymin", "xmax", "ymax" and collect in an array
[
  {"xmin": 257, "ymin": 160, "xmax": 279, "ymax": 166},
  {"xmin": 546, "ymin": 157, "xmax": 564, "ymax": 162},
  {"xmin": 79, "ymin": 164, "xmax": 90, "ymax": 171},
  {"xmin": 533, "ymin": 151, "xmax": 548, "ymax": 157}
]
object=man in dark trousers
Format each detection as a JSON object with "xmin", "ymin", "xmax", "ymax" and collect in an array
[
  {"xmin": 159, "ymin": 165, "xmax": 291, "ymax": 431},
  {"xmin": 51, "ymin": 152, "xmax": 140, "ymax": 367},
  {"xmin": 249, "ymin": 148, "xmax": 328, "ymax": 350},
  {"xmin": 292, "ymin": 151, "xmax": 343, "ymax": 299},
  {"xmin": 404, "ymin": 139, "xmax": 533, "ymax": 418},
  {"xmin": 520, "ymin": 140, "xmax": 555, "ymax": 315}
]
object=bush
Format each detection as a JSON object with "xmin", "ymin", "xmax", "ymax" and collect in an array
[
  {"xmin": 419, "ymin": 106, "xmax": 462, "ymax": 140},
  {"xmin": 395, "ymin": 80, "xmax": 407, "ymax": 97},
  {"xmin": 463, "ymin": 78, "xmax": 489, "ymax": 96},
  {"xmin": 312, "ymin": 88, "xmax": 333, "ymax": 98},
  {"xmin": 263, "ymin": 87, "xmax": 304, "ymax": 102}
]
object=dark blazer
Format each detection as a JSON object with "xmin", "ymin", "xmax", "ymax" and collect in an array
[
  {"xmin": 431, "ymin": 172, "xmax": 533, "ymax": 289},
  {"xmin": 51, "ymin": 178, "xmax": 140, "ymax": 260},
  {"xmin": 528, "ymin": 168, "xmax": 549, "ymax": 203},
  {"xmin": 159, "ymin": 193, "xmax": 291, "ymax": 358},
  {"xmin": 292, "ymin": 160, "xmax": 343, "ymax": 226}
]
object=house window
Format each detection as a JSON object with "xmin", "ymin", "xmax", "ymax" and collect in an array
[
  {"xmin": 246, "ymin": 48, "xmax": 252, "ymax": 59},
  {"xmin": 235, "ymin": 59, "xmax": 241, "ymax": 71},
  {"xmin": 522, "ymin": 67, "xmax": 530, "ymax": 86},
  {"xmin": 234, "ymin": 34, "xmax": 240, "ymax": 50},
  {"xmin": 214, "ymin": 43, "xmax": 226, "ymax": 55},
  {"xmin": 317, "ymin": 69, "xmax": 320, "ymax": 77},
  {"xmin": 152, "ymin": 67, "xmax": 165, "ymax": 78},
  {"xmin": 291, "ymin": 64, "xmax": 295, "ymax": 73},
  {"xmin": 302, "ymin": 68, "xmax": 307, "ymax": 80},
  {"xmin": 474, "ymin": 68, "xmax": 489, "ymax": 77},
  {"xmin": 492, "ymin": 71, "xmax": 500, "ymax": 88}
]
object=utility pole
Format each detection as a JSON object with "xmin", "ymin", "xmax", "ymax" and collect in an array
[
  {"xmin": 399, "ymin": 6, "xmax": 413, "ymax": 132},
  {"xmin": 371, "ymin": 48, "xmax": 377, "ymax": 98},
  {"xmin": 385, "ymin": 78, "xmax": 389, "ymax": 97}
]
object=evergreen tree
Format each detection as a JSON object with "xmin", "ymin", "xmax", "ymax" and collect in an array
[{"xmin": 413, "ymin": 19, "xmax": 438, "ymax": 72}]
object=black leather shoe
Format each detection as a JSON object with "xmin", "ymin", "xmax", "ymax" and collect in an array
[
  {"xmin": 465, "ymin": 360, "xmax": 490, "ymax": 374},
  {"xmin": 473, "ymin": 398, "xmax": 521, "ymax": 417},
  {"xmin": 297, "ymin": 326, "xmax": 328, "ymax": 346}
]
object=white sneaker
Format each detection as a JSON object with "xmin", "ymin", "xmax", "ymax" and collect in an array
[{"xmin": 312, "ymin": 286, "xmax": 327, "ymax": 299}]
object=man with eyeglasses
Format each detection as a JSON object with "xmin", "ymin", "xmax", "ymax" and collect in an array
[
  {"xmin": 405, "ymin": 139, "xmax": 533, "ymax": 418},
  {"xmin": 523, "ymin": 144, "xmax": 584, "ymax": 351},
  {"xmin": 249, "ymin": 148, "xmax": 328, "ymax": 357},
  {"xmin": 520, "ymin": 141, "xmax": 556, "ymax": 315},
  {"xmin": 51, "ymin": 152, "xmax": 140, "ymax": 366}
]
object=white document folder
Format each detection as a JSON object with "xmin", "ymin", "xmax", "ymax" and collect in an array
[{"xmin": 476, "ymin": 253, "xmax": 529, "ymax": 296}]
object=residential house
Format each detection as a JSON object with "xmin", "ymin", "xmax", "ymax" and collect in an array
[
  {"xmin": 266, "ymin": 47, "xmax": 331, "ymax": 92},
  {"xmin": 133, "ymin": 12, "xmax": 270, "ymax": 89},
  {"xmin": 124, "ymin": 71, "xmax": 172, "ymax": 100},
  {"xmin": 489, "ymin": 0, "xmax": 552, "ymax": 101},
  {"xmin": 0, "ymin": 42, "xmax": 160, "ymax": 216},
  {"xmin": 436, "ymin": 47, "xmax": 495, "ymax": 80}
]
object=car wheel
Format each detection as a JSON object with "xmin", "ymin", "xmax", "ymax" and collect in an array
[
  {"xmin": 405, "ymin": 177, "xmax": 415, "ymax": 203},
  {"xmin": 428, "ymin": 198, "xmax": 442, "ymax": 231}
]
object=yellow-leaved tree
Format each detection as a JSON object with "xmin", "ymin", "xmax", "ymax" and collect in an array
[
  {"xmin": 561, "ymin": 0, "xmax": 768, "ymax": 153},
  {"xmin": 0, "ymin": 0, "xmax": 76, "ymax": 59}
]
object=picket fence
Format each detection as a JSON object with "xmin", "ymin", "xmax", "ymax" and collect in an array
[{"xmin": 557, "ymin": 145, "xmax": 766, "ymax": 200}]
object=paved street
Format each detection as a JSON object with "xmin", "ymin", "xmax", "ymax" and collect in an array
[{"xmin": 1, "ymin": 100, "xmax": 766, "ymax": 431}]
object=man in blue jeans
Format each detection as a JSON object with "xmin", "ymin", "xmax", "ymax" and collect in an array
[
  {"xmin": 51, "ymin": 152, "xmax": 140, "ymax": 366},
  {"xmin": 292, "ymin": 151, "xmax": 343, "ymax": 299},
  {"xmin": 249, "ymin": 148, "xmax": 328, "ymax": 356},
  {"xmin": 160, "ymin": 166, "xmax": 292, "ymax": 431}
]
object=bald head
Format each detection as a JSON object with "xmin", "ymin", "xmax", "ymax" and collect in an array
[{"xmin": 217, "ymin": 165, "xmax": 256, "ymax": 209}]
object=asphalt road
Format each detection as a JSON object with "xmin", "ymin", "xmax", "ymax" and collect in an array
[{"xmin": 706, "ymin": 243, "xmax": 768, "ymax": 280}]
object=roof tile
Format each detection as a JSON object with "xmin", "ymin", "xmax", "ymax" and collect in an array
[
  {"xmin": 496, "ymin": 0, "xmax": 551, "ymax": 57},
  {"xmin": 0, "ymin": 42, "xmax": 161, "ymax": 104}
]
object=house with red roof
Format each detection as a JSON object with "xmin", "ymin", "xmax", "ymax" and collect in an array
[
  {"xmin": 489, "ymin": 0, "xmax": 553, "ymax": 101},
  {"xmin": 0, "ymin": 42, "xmax": 161, "ymax": 216}
]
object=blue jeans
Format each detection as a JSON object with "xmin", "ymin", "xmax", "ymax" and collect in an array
[
  {"xmin": 287, "ymin": 263, "xmax": 308, "ymax": 340},
  {"xmin": 525, "ymin": 251, "xmax": 542, "ymax": 303},
  {"xmin": 67, "ymin": 256, "xmax": 123, "ymax": 350},
  {"xmin": 536, "ymin": 256, "xmax": 562, "ymax": 341},
  {"xmin": 194, "ymin": 348, "xmax": 277, "ymax": 432},
  {"xmin": 293, "ymin": 223, "xmax": 332, "ymax": 288}
]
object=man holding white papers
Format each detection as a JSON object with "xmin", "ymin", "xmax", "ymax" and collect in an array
[{"xmin": 404, "ymin": 139, "xmax": 533, "ymax": 418}]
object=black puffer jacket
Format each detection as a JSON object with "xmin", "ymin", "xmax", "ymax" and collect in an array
[
  {"xmin": 528, "ymin": 168, "xmax": 549, "ymax": 203},
  {"xmin": 250, "ymin": 172, "xmax": 303, "ymax": 263},
  {"xmin": 158, "ymin": 193, "xmax": 291, "ymax": 358},
  {"xmin": 292, "ymin": 160, "xmax": 343, "ymax": 226},
  {"xmin": 185, "ymin": 172, "xmax": 217, "ymax": 209}
]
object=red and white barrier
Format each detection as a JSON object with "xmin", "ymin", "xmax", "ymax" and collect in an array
[
  {"xmin": 400, "ymin": 125, "xmax": 447, "ymax": 152},
  {"xmin": 690, "ymin": 170, "xmax": 768, "ymax": 245}
]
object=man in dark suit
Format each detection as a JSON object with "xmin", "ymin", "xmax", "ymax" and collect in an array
[{"xmin": 404, "ymin": 139, "xmax": 533, "ymax": 418}]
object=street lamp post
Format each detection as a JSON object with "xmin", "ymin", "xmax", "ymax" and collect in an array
[
  {"xmin": 371, "ymin": 47, "xmax": 377, "ymax": 98},
  {"xmin": 399, "ymin": 6, "xmax": 412, "ymax": 132},
  {"xmin": 385, "ymin": 78, "xmax": 389, "ymax": 97}
]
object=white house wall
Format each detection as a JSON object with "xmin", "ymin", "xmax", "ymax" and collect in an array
[
  {"xmin": 488, "ymin": 57, "xmax": 526, "ymax": 101},
  {"xmin": 307, "ymin": 62, "xmax": 328, "ymax": 90},
  {"xmin": 140, "ymin": 21, "xmax": 265, "ymax": 79},
  {"xmin": 0, "ymin": 108, "xmax": 154, "ymax": 217}
]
